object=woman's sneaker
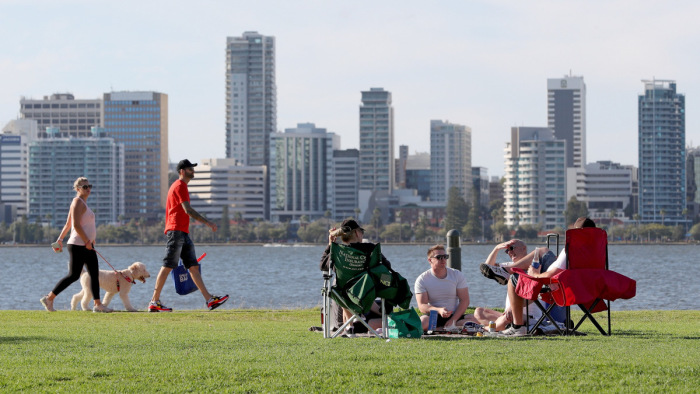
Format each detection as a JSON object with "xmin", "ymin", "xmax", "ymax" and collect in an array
[
  {"xmin": 40, "ymin": 295, "xmax": 55, "ymax": 312},
  {"xmin": 148, "ymin": 300, "xmax": 173, "ymax": 312},
  {"xmin": 93, "ymin": 304, "xmax": 113, "ymax": 313},
  {"xmin": 479, "ymin": 263, "xmax": 511, "ymax": 285},
  {"xmin": 207, "ymin": 295, "xmax": 229, "ymax": 310}
]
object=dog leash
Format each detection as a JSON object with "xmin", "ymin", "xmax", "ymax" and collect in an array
[{"xmin": 94, "ymin": 248, "xmax": 134, "ymax": 291}]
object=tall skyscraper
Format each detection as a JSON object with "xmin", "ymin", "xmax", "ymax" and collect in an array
[
  {"xmin": 395, "ymin": 145, "xmax": 408, "ymax": 189},
  {"xmin": 331, "ymin": 149, "xmax": 360, "ymax": 220},
  {"xmin": 27, "ymin": 127, "xmax": 124, "ymax": 227},
  {"xmin": 103, "ymin": 91, "xmax": 168, "ymax": 222},
  {"xmin": 19, "ymin": 93, "xmax": 102, "ymax": 138},
  {"xmin": 225, "ymin": 31, "xmax": 276, "ymax": 167},
  {"xmin": 504, "ymin": 127, "xmax": 566, "ymax": 230},
  {"xmin": 638, "ymin": 79, "xmax": 686, "ymax": 225},
  {"xmin": 269, "ymin": 123, "xmax": 338, "ymax": 222},
  {"xmin": 472, "ymin": 167, "xmax": 490, "ymax": 209},
  {"xmin": 1, "ymin": 119, "xmax": 39, "ymax": 219},
  {"xmin": 359, "ymin": 88, "xmax": 394, "ymax": 193},
  {"xmin": 430, "ymin": 120, "xmax": 472, "ymax": 203},
  {"xmin": 687, "ymin": 147, "xmax": 700, "ymax": 223},
  {"xmin": 548, "ymin": 75, "xmax": 586, "ymax": 168}
]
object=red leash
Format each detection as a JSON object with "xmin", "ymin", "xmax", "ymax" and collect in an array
[{"xmin": 94, "ymin": 248, "xmax": 134, "ymax": 290}]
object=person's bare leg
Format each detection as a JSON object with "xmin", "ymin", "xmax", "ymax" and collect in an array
[
  {"xmin": 508, "ymin": 280, "xmax": 525, "ymax": 325},
  {"xmin": 187, "ymin": 266, "xmax": 212, "ymax": 300},
  {"xmin": 420, "ymin": 314, "xmax": 430, "ymax": 330},
  {"xmin": 151, "ymin": 267, "xmax": 173, "ymax": 302},
  {"xmin": 474, "ymin": 307, "xmax": 502, "ymax": 325}
]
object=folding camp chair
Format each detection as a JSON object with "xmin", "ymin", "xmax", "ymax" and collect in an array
[
  {"xmin": 515, "ymin": 227, "xmax": 636, "ymax": 336},
  {"xmin": 322, "ymin": 243, "xmax": 388, "ymax": 339}
]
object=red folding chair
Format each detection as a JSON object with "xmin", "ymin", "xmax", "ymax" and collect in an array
[{"xmin": 515, "ymin": 227, "xmax": 636, "ymax": 336}]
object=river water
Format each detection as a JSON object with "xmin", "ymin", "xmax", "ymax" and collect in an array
[{"xmin": 1, "ymin": 243, "xmax": 694, "ymax": 311}]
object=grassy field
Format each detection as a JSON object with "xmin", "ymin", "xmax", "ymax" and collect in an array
[{"xmin": 1, "ymin": 309, "xmax": 698, "ymax": 392}]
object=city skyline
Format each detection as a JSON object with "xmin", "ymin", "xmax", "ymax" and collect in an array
[{"xmin": 1, "ymin": 1, "xmax": 700, "ymax": 177}]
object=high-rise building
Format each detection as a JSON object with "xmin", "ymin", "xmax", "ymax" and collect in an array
[
  {"xmin": 489, "ymin": 176, "xmax": 504, "ymax": 204},
  {"xmin": 638, "ymin": 79, "xmax": 686, "ymax": 225},
  {"xmin": 187, "ymin": 158, "xmax": 267, "ymax": 221},
  {"xmin": 19, "ymin": 93, "xmax": 102, "ymax": 138},
  {"xmin": 569, "ymin": 161, "xmax": 634, "ymax": 223},
  {"xmin": 359, "ymin": 88, "xmax": 394, "ymax": 193},
  {"xmin": 269, "ymin": 123, "xmax": 338, "ymax": 222},
  {"xmin": 27, "ymin": 127, "xmax": 124, "ymax": 227},
  {"xmin": 395, "ymin": 145, "xmax": 408, "ymax": 189},
  {"xmin": 687, "ymin": 147, "xmax": 700, "ymax": 223},
  {"xmin": 102, "ymin": 91, "xmax": 168, "ymax": 222},
  {"xmin": 504, "ymin": 127, "xmax": 566, "ymax": 230},
  {"xmin": 225, "ymin": 31, "xmax": 276, "ymax": 167},
  {"xmin": 548, "ymin": 75, "xmax": 586, "ymax": 168},
  {"xmin": 1, "ymin": 119, "xmax": 39, "ymax": 219},
  {"xmin": 331, "ymin": 149, "xmax": 360, "ymax": 220},
  {"xmin": 472, "ymin": 167, "xmax": 490, "ymax": 209},
  {"xmin": 406, "ymin": 151, "xmax": 431, "ymax": 201},
  {"xmin": 430, "ymin": 120, "xmax": 472, "ymax": 203}
]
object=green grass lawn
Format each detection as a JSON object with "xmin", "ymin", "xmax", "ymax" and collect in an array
[{"xmin": 1, "ymin": 309, "xmax": 698, "ymax": 392}]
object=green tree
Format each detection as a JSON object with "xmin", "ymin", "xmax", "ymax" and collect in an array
[
  {"xmin": 564, "ymin": 197, "xmax": 588, "ymax": 227},
  {"xmin": 462, "ymin": 202, "xmax": 481, "ymax": 241},
  {"xmin": 371, "ymin": 208, "xmax": 383, "ymax": 239},
  {"xmin": 297, "ymin": 219, "xmax": 328, "ymax": 243},
  {"xmin": 514, "ymin": 224, "xmax": 538, "ymax": 241},
  {"xmin": 670, "ymin": 225, "xmax": 685, "ymax": 242},
  {"xmin": 444, "ymin": 187, "xmax": 468, "ymax": 231},
  {"xmin": 690, "ymin": 223, "xmax": 700, "ymax": 241},
  {"xmin": 660, "ymin": 209, "xmax": 666, "ymax": 226},
  {"xmin": 220, "ymin": 205, "xmax": 231, "ymax": 241}
]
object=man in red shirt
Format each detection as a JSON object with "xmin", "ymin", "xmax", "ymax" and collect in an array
[{"xmin": 149, "ymin": 159, "xmax": 229, "ymax": 312}]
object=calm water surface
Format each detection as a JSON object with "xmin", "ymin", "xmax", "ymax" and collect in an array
[{"xmin": 1, "ymin": 243, "xmax": 695, "ymax": 311}]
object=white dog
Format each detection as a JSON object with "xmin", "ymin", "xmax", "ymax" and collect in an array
[{"xmin": 70, "ymin": 262, "xmax": 150, "ymax": 312}]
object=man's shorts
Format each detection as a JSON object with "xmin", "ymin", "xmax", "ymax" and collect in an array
[
  {"xmin": 510, "ymin": 250, "xmax": 557, "ymax": 287},
  {"xmin": 162, "ymin": 230, "xmax": 198, "ymax": 269},
  {"xmin": 437, "ymin": 313, "xmax": 467, "ymax": 327}
]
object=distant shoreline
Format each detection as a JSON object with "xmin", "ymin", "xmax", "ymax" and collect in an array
[{"xmin": 2, "ymin": 241, "xmax": 697, "ymax": 248}]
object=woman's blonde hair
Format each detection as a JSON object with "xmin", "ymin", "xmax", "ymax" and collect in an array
[{"xmin": 73, "ymin": 177, "xmax": 89, "ymax": 191}]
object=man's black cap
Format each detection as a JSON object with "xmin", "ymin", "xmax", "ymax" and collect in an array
[
  {"xmin": 177, "ymin": 159, "xmax": 197, "ymax": 171},
  {"xmin": 341, "ymin": 219, "xmax": 364, "ymax": 232}
]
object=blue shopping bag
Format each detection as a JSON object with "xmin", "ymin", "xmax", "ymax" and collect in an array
[{"xmin": 171, "ymin": 253, "xmax": 206, "ymax": 295}]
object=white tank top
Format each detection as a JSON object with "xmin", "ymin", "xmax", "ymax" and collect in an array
[{"xmin": 67, "ymin": 198, "xmax": 97, "ymax": 246}]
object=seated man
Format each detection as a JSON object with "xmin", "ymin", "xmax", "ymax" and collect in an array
[
  {"xmin": 415, "ymin": 244, "xmax": 475, "ymax": 331},
  {"xmin": 479, "ymin": 239, "xmax": 556, "ymax": 336},
  {"xmin": 489, "ymin": 217, "xmax": 597, "ymax": 336}
]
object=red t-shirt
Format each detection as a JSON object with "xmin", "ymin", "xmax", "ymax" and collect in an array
[{"xmin": 164, "ymin": 179, "xmax": 190, "ymax": 233}]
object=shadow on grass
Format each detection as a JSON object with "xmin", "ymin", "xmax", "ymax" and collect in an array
[
  {"xmin": 421, "ymin": 335, "xmax": 547, "ymax": 341},
  {"xmin": 0, "ymin": 336, "xmax": 46, "ymax": 344},
  {"xmin": 612, "ymin": 329, "xmax": 700, "ymax": 340}
]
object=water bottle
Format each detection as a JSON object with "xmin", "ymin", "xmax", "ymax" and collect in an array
[
  {"xmin": 531, "ymin": 249, "xmax": 540, "ymax": 270},
  {"xmin": 51, "ymin": 241, "xmax": 62, "ymax": 253},
  {"xmin": 427, "ymin": 310, "xmax": 438, "ymax": 332}
]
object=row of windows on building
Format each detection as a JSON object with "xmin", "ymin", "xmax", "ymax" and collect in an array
[{"xmin": 24, "ymin": 103, "xmax": 100, "ymax": 109}]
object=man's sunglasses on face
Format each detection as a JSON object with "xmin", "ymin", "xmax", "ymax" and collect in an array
[{"xmin": 432, "ymin": 254, "xmax": 449, "ymax": 260}]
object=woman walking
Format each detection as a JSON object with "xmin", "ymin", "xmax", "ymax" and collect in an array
[{"xmin": 40, "ymin": 177, "xmax": 111, "ymax": 313}]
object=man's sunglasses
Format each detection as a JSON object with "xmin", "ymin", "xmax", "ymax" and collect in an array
[
  {"xmin": 80, "ymin": 184, "xmax": 93, "ymax": 190},
  {"xmin": 432, "ymin": 254, "xmax": 449, "ymax": 260}
]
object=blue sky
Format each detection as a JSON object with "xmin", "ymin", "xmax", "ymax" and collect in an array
[{"xmin": 1, "ymin": 0, "xmax": 699, "ymax": 177}]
